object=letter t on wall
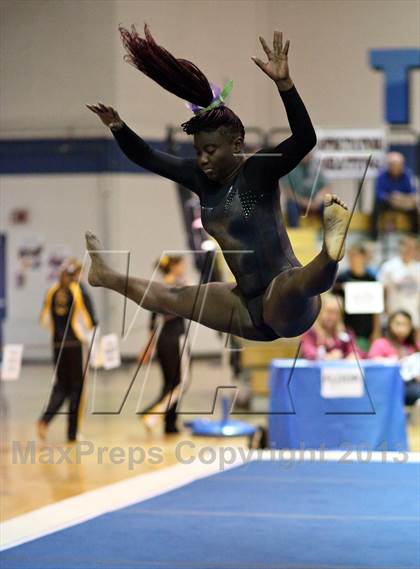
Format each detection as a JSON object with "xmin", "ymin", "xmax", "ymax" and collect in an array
[{"xmin": 369, "ymin": 49, "xmax": 420, "ymax": 124}]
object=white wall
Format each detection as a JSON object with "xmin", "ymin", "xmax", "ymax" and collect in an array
[
  {"xmin": 1, "ymin": 0, "xmax": 419, "ymax": 357},
  {"xmin": 0, "ymin": 0, "xmax": 116, "ymax": 137},
  {"xmin": 2, "ymin": 0, "xmax": 418, "ymax": 135},
  {"xmin": 113, "ymin": 0, "xmax": 420, "ymax": 144},
  {"xmin": 0, "ymin": 174, "xmax": 102, "ymax": 357}
]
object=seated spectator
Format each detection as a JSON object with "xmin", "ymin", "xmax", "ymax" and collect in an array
[
  {"xmin": 370, "ymin": 152, "xmax": 418, "ymax": 240},
  {"xmin": 368, "ymin": 311, "xmax": 420, "ymax": 405},
  {"xmin": 301, "ymin": 293, "xmax": 363, "ymax": 360},
  {"xmin": 281, "ymin": 152, "xmax": 330, "ymax": 228},
  {"xmin": 333, "ymin": 242, "xmax": 381, "ymax": 352},
  {"xmin": 378, "ymin": 235, "xmax": 419, "ymax": 328}
]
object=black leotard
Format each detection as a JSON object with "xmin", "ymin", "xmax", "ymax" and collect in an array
[{"xmin": 112, "ymin": 85, "xmax": 316, "ymax": 336}]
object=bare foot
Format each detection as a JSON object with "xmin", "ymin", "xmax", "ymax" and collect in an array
[
  {"xmin": 37, "ymin": 420, "xmax": 47, "ymax": 441},
  {"xmin": 85, "ymin": 231, "xmax": 112, "ymax": 287},
  {"xmin": 323, "ymin": 194, "xmax": 350, "ymax": 261}
]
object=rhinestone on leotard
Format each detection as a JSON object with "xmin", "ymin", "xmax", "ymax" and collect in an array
[
  {"xmin": 239, "ymin": 187, "xmax": 259, "ymax": 219},
  {"xmin": 224, "ymin": 185, "xmax": 236, "ymax": 213}
]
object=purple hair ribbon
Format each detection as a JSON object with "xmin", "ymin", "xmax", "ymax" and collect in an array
[{"xmin": 184, "ymin": 80, "xmax": 233, "ymax": 115}]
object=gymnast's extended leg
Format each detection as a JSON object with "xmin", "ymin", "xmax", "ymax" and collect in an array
[{"xmin": 85, "ymin": 232, "xmax": 267, "ymax": 341}]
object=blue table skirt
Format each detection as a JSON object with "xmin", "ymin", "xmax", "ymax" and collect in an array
[{"xmin": 269, "ymin": 360, "xmax": 408, "ymax": 451}]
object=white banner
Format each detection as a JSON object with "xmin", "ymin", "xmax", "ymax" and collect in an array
[
  {"xmin": 344, "ymin": 281, "xmax": 384, "ymax": 314},
  {"xmin": 315, "ymin": 129, "xmax": 386, "ymax": 179},
  {"xmin": 321, "ymin": 366, "xmax": 365, "ymax": 398},
  {"xmin": 1, "ymin": 344, "xmax": 24, "ymax": 381}
]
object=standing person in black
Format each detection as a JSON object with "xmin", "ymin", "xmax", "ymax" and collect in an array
[
  {"xmin": 139, "ymin": 255, "xmax": 187, "ymax": 434},
  {"xmin": 37, "ymin": 267, "xmax": 94, "ymax": 442},
  {"xmin": 86, "ymin": 26, "xmax": 350, "ymax": 342},
  {"xmin": 333, "ymin": 242, "xmax": 381, "ymax": 352}
]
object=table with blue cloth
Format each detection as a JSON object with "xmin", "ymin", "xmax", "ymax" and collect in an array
[{"xmin": 269, "ymin": 360, "xmax": 408, "ymax": 451}]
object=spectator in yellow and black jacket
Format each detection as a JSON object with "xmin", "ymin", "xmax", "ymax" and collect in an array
[{"xmin": 37, "ymin": 266, "xmax": 94, "ymax": 442}]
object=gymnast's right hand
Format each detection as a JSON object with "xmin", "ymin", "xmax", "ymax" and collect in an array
[{"xmin": 86, "ymin": 103, "xmax": 123, "ymax": 130}]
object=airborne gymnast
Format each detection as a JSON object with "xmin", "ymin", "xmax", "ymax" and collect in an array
[{"xmin": 86, "ymin": 25, "xmax": 350, "ymax": 341}]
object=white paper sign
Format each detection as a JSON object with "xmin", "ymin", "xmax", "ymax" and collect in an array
[
  {"xmin": 315, "ymin": 129, "xmax": 386, "ymax": 179},
  {"xmin": 321, "ymin": 366, "xmax": 365, "ymax": 398},
  {"xmin": 100, "ymin": 334, "xmax": 121, "ymax": 370},
  {"xmin": 1, "ymin": 344, "xmax": 24, "ymax": 381},
  {"xmin": 344, "ymin": 281, "xmax": 384, "ymax": 314},
  {"xmin": 400, "ymin": 353, "xmax": 420, "ymax": 382}
]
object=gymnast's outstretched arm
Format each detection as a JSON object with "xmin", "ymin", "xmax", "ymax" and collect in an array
[
  {"xmin": 86, "ymin": 103, "xmax": 199, "ymax": 193},
  {"xmin": 247, "ymin": 33, "xmax": 317, "ymax": 182}
]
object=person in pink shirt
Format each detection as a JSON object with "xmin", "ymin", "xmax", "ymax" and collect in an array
[
  {"xmin": 368, "ymin": 311, "xmax": 419, "ymax": 360},
  {"xmin": 301, "ymin": 293, "xmax": 362, "ymax": 360},
  {"xmin": 368, "ymin": 311, "xmax": 420, "ymax": 405}
]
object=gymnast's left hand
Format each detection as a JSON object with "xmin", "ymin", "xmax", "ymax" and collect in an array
[
  {"xmin": 251, "ymin": 31, "xmax": 291, "ymax": 85},
  {"xmin": 86, "ymin": 102, "xmax": 123, "ymax": 129}
]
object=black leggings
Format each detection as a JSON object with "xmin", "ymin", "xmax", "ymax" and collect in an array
[
  {"xmin": 40, "ymin": 344, "xmax": 84, "ymax": 441},
  {"xmin": 140, "ymin": 318, "xmax": 185, "ymax": 431}
]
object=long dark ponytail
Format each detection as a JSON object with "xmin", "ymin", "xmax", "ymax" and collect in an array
[{"xmin": 119, "ymin": 23, "xmax": 245, "ymax": 139}]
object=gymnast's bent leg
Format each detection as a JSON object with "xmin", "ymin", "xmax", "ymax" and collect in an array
[
  {"xmin": 263, "ymin": 194, "xmax": 350, "ymax": 337},
  {"xmin": 85, "ymin": 232, "xmax": 267, "ymax": 341}
]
